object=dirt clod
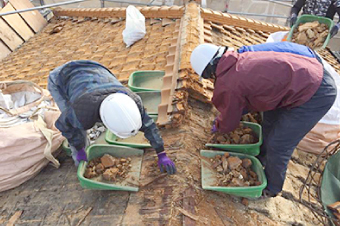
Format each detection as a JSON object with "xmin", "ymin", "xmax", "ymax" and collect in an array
[
  {"xmin": 95, "ymin": 163, "xmax": 105, "ymax": 174},
  {"xmin": 241, "ymin": 112, "xmax": 262, "ymax": 124},
  {"xmin": 101, "ymin": 154, "xmax": 117, "ymax": 168},
  {"xmin": 227, "ymin": 156, "xmax": 242, "ymax": 170},
  {"xmin": 241, "ymin": 198, "xmax": 249, "ymax": 206},
  {"xmin": 242, "ymin": 158, "xmax": 252, "ymax": 168}
]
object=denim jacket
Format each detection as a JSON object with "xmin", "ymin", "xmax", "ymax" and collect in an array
[{"xmin": 48, "ymin": 60, "xmax": 164, "ymax": 152}]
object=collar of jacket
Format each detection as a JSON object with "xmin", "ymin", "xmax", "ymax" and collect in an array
[{"xmin": 215, "ymin": 51, "xmax": 239, "ymax": 79}]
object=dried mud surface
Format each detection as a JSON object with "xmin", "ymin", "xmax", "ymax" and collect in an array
[
  {"xmin": 0, "ymin": 100, "xmax": 323, "ymax": 226},
  {"xmin": 116, "ymin": 132, "xmax": 148, "ymax": 144},
  {"xmin": 129, "ymin": 100, "xmax": 322, "ymax": 226}
]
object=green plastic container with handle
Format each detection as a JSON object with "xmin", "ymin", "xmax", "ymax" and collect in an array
[
  {"xmin": 287, "ymin": 14, "xmax": 334, "ymax": 49},
  {"xmin": 62, "ymin": 139, "xmax": 72, "ymax": 156},
  {"xmin": 128, "ymin": 71, "xmax": 164, "ymax": 92},
  {"xmin": 135, "ymin": 91, "xmax": 161, "ymax": 115},
  {"xmin": 201, "ymin": 150, "xmax": 267, "ymax": 198},
  {"xmin": 77, "ymin": 144, "xmax": 143, "ymax": 191},
  {"xmin": 105, "ymin": 115, "xmax": 157, "ymax": 148},
  {"xmin": 205, "ymin": 122, "xmax": 262, "ymax": 156}
]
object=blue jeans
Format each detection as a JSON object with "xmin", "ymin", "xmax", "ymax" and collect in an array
[{"xmin": 258, "ymin": 59, "xmax": 337, "ymax": 195}]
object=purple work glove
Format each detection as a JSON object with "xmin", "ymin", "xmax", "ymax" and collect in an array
[
  {"xmin": 211, "ymin": 118, "xmax": 218, "ymax": 133},
  {"xmin": 76, "ymin": 147, "xmax": 88, "ymax": 163},
  {"xmin": 157, "ymin": 152, "xmax": 176, "ymax": 175},
  {"xmin": 330, "ymin": 24, "xmax": 340, "ymax": 38}
]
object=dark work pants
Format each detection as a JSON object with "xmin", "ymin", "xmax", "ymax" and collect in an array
[{"xmin": 258, "ymin": 58, "xmax": 337, "ymax": 195}]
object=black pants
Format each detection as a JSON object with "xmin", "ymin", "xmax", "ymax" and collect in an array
[{"xmin": 258, "ymin": 56, "xmax": 337, "ymax": 195}]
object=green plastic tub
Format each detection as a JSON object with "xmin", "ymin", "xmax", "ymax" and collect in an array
[
  {"xmin": 135, "ymin": 91, "xmax": 161, "ymax": 115},
  {"xmin": 128, "ymin": 71, "xmax": 165, "ymax": 92},
  {"xmin": 205, "ymin": 122, "xmax": 262, "ymax": 156},
  {"xmin": 62, "ymin": 130, "xmax": 108, "ymax": 156},
  {"xmin": 77, "ymin": 144, "xmax": 143, "ymax": 191},
  {"xmin": 201, "ymin": 150, "xmax": 267, "ymax": 198},
  {"xmin": 287, "ymin": 14, "xmax": 334, "ymax": 49},
  {"xmin": 62, "ymin": 139, "xmax": 72, "ymax": 156},
  {"xmin": 105, "ymin": 116, "xmax": 157, "ymax": 148}
]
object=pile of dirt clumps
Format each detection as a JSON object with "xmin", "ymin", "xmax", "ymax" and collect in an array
[
  {"xmin": 211, "ymin": 153, "xmax": 261, "ymax": 187},
  {"xmin": 84, "ymin": 154, "xmax": 132, "ymax": 182},
  {"xmin": 241, "ymin": 112, "xmax": 262, "ymax": 124},
  {"xmin": 292, "ymin": 21, "xmax": 329, "ymax": 49},
  {"xmin": 208, "ymin": 123, "xmax": 258, "ymax": 144}
]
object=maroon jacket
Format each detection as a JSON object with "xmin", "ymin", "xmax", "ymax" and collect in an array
[{"xmin": 212, "ymin": 48, "xmax": 323, "ymax": 133}]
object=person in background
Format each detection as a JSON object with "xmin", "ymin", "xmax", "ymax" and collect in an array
[
  {"xmin": 190, "ymin": 42, "xmax": 336, "ymax": 198},
  {"xmin": 48, "ymin": 60, "xmax": 176, "ymax": 175},
  {"xmin": 289, "ymin": 0, "xmax": 340, "ymax": 38}
]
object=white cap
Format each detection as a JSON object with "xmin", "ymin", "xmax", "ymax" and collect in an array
[
  {"xmin": 190, "ymin": 43, "xmax": 219, "ymax": 76},
  {"xmin": 100, "ymin": 93, "xmax": 142, "ymax": 139}
]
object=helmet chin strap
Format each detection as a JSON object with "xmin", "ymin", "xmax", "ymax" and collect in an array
[{"xmin": 201, "ymin": 46, "xmax": 231, "ymax": 80}]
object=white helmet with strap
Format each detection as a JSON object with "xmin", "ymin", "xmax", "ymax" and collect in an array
[
  {"xmin": 190, "ymin": 43, "xmax": 228, "ymax": 78},
  {"xmin": 190, "ymin": 43, "xmax": 219, "ymax": 77},
  {"xmin": 100, "ymin": 93, "xmax": 142, "ymax": 138}
]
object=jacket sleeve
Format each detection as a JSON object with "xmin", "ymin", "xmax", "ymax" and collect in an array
[
  {"xmin": 48, "ymin": 71, "xmax": 69, "ymax": 112},
  {"xmin": 213, "ymin": 90, "xmax": 246, "ymax": 133},
  {"xmin": 55, "ymin": 107, "xmax": 87, "ymax": 150},
  {"xmin": 335, "ymin": 1, "xmax": 340, "ymax": 23},
  {"xmin": 291, "ymin": 0, "xmax": 305, "ymax": 15},
  {"xmin": 139, "ymin": 110, "xmax": 165, "ymax": 153},
  {"xmin": 237, "ymin": 42, "xmax": 315, "ymax": 58}
]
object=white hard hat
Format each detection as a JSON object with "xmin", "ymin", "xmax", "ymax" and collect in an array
[
  {"xmin": 190, "ymin": 43, "xmax": 219, "ymax": 76},
  {"xmin": 100, "ymin": 93, "xmax": 142, "ymax": 139}
]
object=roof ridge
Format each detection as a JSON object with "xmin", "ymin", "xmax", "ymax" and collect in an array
[
  {"xmin": 53, "ymin": 4, "xmax": 288, "ymax": 33},
  {"xmin": 53, "ymin": 6, "xmax": 185, "ymax": 19},
  {"xmin": 200, "ymin": 8, "xmax": 289, "ymax": 33}
]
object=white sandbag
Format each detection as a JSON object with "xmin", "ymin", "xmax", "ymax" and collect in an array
[
  {"xmin": 0, "ymin": 81, "xmax": 64, "ymax": 192},
  {"xmin": 122, "ymin": 5, "xmax": 146, "ymax": 47}
]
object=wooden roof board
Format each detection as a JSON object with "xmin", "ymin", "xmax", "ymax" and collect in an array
[
  {"xmin": 0, "ymin": 17, "xmax": 23, "ymax": 51},
  {"xmin": 9, "ymin": 0, "xmax": 47, "ymax": 33},
  {"xmin": 0, "ymin": 3, "xmax": 34, "ymax": 41},
  {"xmin": 0, "ymin": 41, "xmax": 11, "ymax": 60}
]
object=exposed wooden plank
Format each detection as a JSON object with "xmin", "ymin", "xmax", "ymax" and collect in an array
[
  {"xmin": 75, "ymin": 207, "xmax": 92, "ymax": 226},
  {"xmin": 183, "ymin": 188, "xmax": 197, "ymax": 226},
  {"xmin": 0, "ymin": 17, "xmax": 23, "ymax": 51},
  {"xmin": 0, "ymin": 3, "xmax": 34, "ymax": 41},
  {"xmin": 6, "ymin": 210, "xmax": 23, "ymax": 226},
  {"xmin": 0, "ymin": 41, "xmax": 11, "ymax": 60},
  {"xmin": 9, "ymin": 0, "xmax": 47, "ymax": 33}
]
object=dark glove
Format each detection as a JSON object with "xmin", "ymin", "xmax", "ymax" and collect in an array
[
  {"xmin": 289, "ymin": 13, "xmax": 297, "ymax": 27},
  {"xmin": 157, "ymin": 152, "xmax": 176, "ymax": 175},
  {"xmin": 211, "ymin": 118, "xmax": 218, "ymax": 133},
  {"xmin": 330, "ymin": 24, "xmax": 340, "ymax": 38},
  {"xmin": 76, "ymin": 147, "xmax": 88, "ymax": 163}
]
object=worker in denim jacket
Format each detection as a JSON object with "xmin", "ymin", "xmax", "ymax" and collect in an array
[
  {"xmin": 190, "ymin": 42, "xmax": 336, "ymax": 198},
  {"xmin": 48, "ymin": 60, "xmax": 176, "ymax": 174}
]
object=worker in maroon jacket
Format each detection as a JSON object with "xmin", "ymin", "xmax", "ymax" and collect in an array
[{"xmin": 190, "ymin": 42, "xmax": 336, "ymax": 198}]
